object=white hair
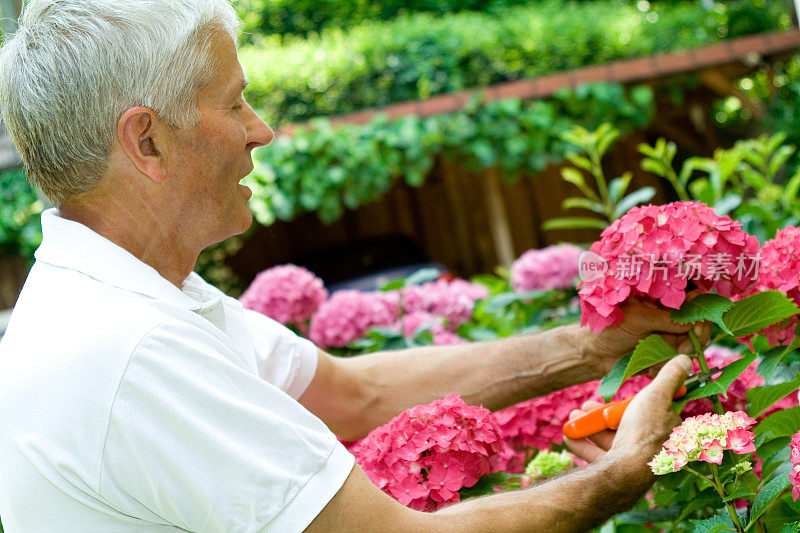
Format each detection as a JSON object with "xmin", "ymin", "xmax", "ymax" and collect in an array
[{"xmin": 0, "ymin": 0, "xmax": 241, "ymax": 207}]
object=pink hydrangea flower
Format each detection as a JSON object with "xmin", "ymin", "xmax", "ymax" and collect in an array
[
  {"xmin": 401, "ymin": 279, "xmax": 489, "ymax": 327},
  {"xmin": 579, "ymin": 201, "xmax": 761, "ymax": 332},
  {"xmin": 239, "ymin": 264, "xmax": 328, "ymax": 326},
  {"xmin": 394, "ymin": 311, "xmax": 468, "ymax": 346},
  {"xmin": 747, "ymin": 226, "xmax": 800, "ymax": 347},
  {"xmin": 491, "ymin": 382, "xmax": 601, "ymax": 473},
  {"xmin": 510, "ymin": 244, "xmax": 584, "ymax": 292},
  {"xmin": 309, "ymin": 290, "xmax": 399, "ymax": 348},
  {"xmin": 350, "ymin": 394, "xmax": 511, "ymax": 511},
  {"xmin": 649, "ymin": 411, "xmax": 756, "ymax": 474},
  {"xmin": 790, "ymin": 431, "xmax": 800, "ymax": 501},
  {"xmin": 698, "ymin": 439, "xmax": 724, "ymax": 464}
]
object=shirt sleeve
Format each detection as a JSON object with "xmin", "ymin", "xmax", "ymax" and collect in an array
[
  {"xmin": 243, "ymin": 308, "xmax": 319, "ymax": 399},
  {"xmin": 99, "ymin": 320, "xmax": 354, "ymax": 533}
]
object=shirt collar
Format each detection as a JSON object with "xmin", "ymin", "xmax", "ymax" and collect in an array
[{"xmin": 34, "ymin": 208, "xmax": 204, "ymax": 310}]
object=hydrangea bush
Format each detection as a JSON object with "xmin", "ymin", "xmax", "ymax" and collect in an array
[
  {"xmin": 239, "ymin": 264, "xmax": 327, "ymax": 330},
  {"xmin": 350, "ymin": 394, "xmax": 511, "ymax": 511},
  {"xmin": 510, "ymin": 244, "xmax": 583, "ymax": 292},
  {"xmin": 308, "ymin": 290, "xmax": 400, "ymax": 348},
  {"xmin": 579, "ymin": 201, "xmax": 760, "ymax": 332}
]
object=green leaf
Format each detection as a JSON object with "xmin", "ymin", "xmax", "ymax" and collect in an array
[
  {"xmin": 614, "ymin": 505, "xmax": 679, "ymax": 524},
  {"xmin": 722, "ymin": 486, "xmax": 756, "ymax": 502},
  {"xmin": 749, "ymin": 467, "xmax": 792, "ymax": 525},
  {"xmin": 566, "ymin": 152, "xmax": 592, "ymax": 172},
  {"xmin": 714, "ymin": 351, "xmax": 759, "ymax": 398},
  {"xmin": 598, "ymin": 354, "xmax": 632, "ymax": 401},
  {"xmin": 755, "ymin": 407, "xmax": 800, "ymax": 438},
  {"xmin": 670, "ymin": 293, "xmax": 734, "ymax": 335},
  {"xmin": 768, "ymin": 144, "xmax": 795, "ymax": 180},
  {"xmin": 747, "ymin": 372, "xmax": 800, "ymax": 418},
  {"xmin": 404, "ymin": 268, "xmax": 442, "ymax": 286},
  {"xmin": 723, "ymin": 291, "xmax": 800, "ymax": 338},
  {"xmin": 689, "ymin": 513, "xmax": 735, "ymax": 532},
  {"xmin": 484, "ymin": 290, "xmax": 546, "ymax": 313},
  {"xmin": 613, "ymin": 186, "xmax": 656, "ymax": 218},
  {"xmin": 542, "ymin": 217, "xmax": 607, "ymax": 231},
  {"xmin": 380, "ymin": 278, "xmax": 406, "ymax": 291},
  {"xmin": 783, "ymin": 171, "xmax": 800, "ymax": 205},
  {"xmin": 673, "ymin": 352, "xmax": 757, "ymax": 411},
  {"xmin": 761, "ymin": 446, "xmax": 791, "ymax": 481},
  {"xmin": 759, "ymin": 331, "xmax": 800, "ymax": 379},
  {"xmin": 674, "ymin": 381, "xmax": 724, "ymax": 412},
  {"xmin": 458, "ymin": 472, "xmax": 514, "ymax": 499},
  {"xmin": 565, "ymin": 152, "xmax": 593, "ymax": 172},
  {"xmin": 713, "ymin": 193, "xmax": 742, "ymax": 216},
  {"xmin": 561, "ymin": 197, "xmax": 607, "ymax": 214},
  {"xmin": 623, "ymin": 334, "xmax": 678, "ymax": 382},
  {"xmin": 560, "ymin": 168, "xmax": 600, "ymax": 202},
  {"xmin": 608, "ymin": 172, "xmax": 633, "ymax": 204}
]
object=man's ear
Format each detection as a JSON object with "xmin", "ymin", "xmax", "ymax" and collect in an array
[{"xmin": 117, "ymin": 107, "xmax": 168, "ymax": 183}]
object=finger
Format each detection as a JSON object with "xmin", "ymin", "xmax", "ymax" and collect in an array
[
  {"xmin": 581, "ymin": 400, "xmax": 604, "ymax": 412},
  {"xmin": 694, "ymin": 321, "xmax": 713, "ymax": 346},
  {"xmin": 677, "ymin": 337, "xmax": 693, "ymax": 355},
  {"xmin": 641, "ymin": 355, "xmax": 693, "ymax": 403},
  {"xmin": 637, "ymin": 307, "xmax": 692, "ymax": 333},
  {"xmin": 564, "ymin": 437, "xmax": 607, "ymax": 463},
  {"xmin": 587, "ymin": 429, "xmax": 616, "ymax": 451}
]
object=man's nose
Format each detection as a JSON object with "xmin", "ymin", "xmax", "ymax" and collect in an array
[{"xmin": 246, "ymin": 105, "xmax": 274, "ymax": 149}]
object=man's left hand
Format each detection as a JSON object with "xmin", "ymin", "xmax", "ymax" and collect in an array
[{"xmin": 583, "ymin": 298, "xmax": 712, "ymax": 374}]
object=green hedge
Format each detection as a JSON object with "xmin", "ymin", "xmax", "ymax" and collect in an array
[
  {"xmin": 244, "ymin": 83, "xmax": 655, "ymax": 225},
  {"xmin": 239, "ymin": 0, "xmax": 790, "ymax": 127},
  {"xmin": 0, "ymin": 167, "xmax": 42, "ymax": 259},
  {"xmin": 234, "ymin": 0, "xmax": 528, "ymax": 41}
]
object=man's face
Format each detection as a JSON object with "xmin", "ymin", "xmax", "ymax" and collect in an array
[{"xmin": 165, "ymin": 30, "xmax": 273, "ymax": 247}]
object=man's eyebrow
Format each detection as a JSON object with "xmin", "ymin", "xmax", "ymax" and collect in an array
[{"xmin": 229, "ymin": 77, "xmax": 249, "ymax": 100}]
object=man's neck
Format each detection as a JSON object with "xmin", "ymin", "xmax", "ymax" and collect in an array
[{"xmin": 59, "ymin": 199, "xmax": 200, "ymax": 289}]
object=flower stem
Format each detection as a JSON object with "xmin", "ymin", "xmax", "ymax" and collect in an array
[
  {"xmin": 688, "ymin": 329, "xmax": 724, "ymax": 415},
  {"xmin": 709, "ymin": 464, "xmax": 745, "ymax": 533},
  {"xmin": 684, "ymin": 465, "xmax": 711, "ymax": 482},
  {"xmin": 689, "ymin": 329, "xmax": 706, "ymax": 365}
]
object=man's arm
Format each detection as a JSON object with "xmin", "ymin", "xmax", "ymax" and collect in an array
[
  {"xmin": 305, "ymin": 356, "xmax": 691, "ymax": 533},
  {"xmin": 299, "ymin": 300, "xmax": 707, "ymax": 441}
]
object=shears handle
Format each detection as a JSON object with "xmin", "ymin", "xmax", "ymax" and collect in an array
[{"xmin": 562, "ymin": 384, "xmax": 687, "ymax": 440}]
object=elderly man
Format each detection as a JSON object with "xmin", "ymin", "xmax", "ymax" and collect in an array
[{"xmin": 0, "ymin": 1, "xmax": 707, "ymax": 531}]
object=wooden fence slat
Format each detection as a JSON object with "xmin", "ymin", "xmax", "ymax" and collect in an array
[{"xmin": 483, "ymin": 168, "xmax": 516, "ymax": 269}]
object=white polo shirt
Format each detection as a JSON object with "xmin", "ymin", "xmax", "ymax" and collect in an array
[{"xmin": 0, "ymin": 209, "xmax": 354, "ymax": 532}]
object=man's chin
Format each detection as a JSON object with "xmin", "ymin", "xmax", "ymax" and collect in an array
[{"xmin": 233, "ymin": 208, "xmax": 254, "ymax": 236}]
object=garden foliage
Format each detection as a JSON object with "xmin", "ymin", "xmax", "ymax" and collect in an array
[
  {"xmin": 234, "ymin": 0, "xmax": 529, "ymax": 41},
  {"xmin": 245, "ymin": 83, "xmax": 655, "ymax": 225},
  {"xmin": 238, "ymin": 0, "xmax": 789, "ymax": 125},
  {"xmin": 0, "ymin": 167, "xmax": 42, "ymax": 259}
]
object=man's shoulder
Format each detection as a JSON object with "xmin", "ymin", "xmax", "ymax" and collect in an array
[
  {"xmin": 5, "ymin": 262, "xmax": 174, "ymax": 346},
  {"xmin": 0, "ymin": 261, "xmax": 223, "ymax": 386}
]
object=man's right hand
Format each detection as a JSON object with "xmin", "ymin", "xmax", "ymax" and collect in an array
[{"xmin": 566, "ymin": 355, "xmax": 691, "ymax": 484}]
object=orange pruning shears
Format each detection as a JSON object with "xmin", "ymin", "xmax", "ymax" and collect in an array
[{"xmin": 562, "ymin": 368, "xmax": 721, "ymax": 440}]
